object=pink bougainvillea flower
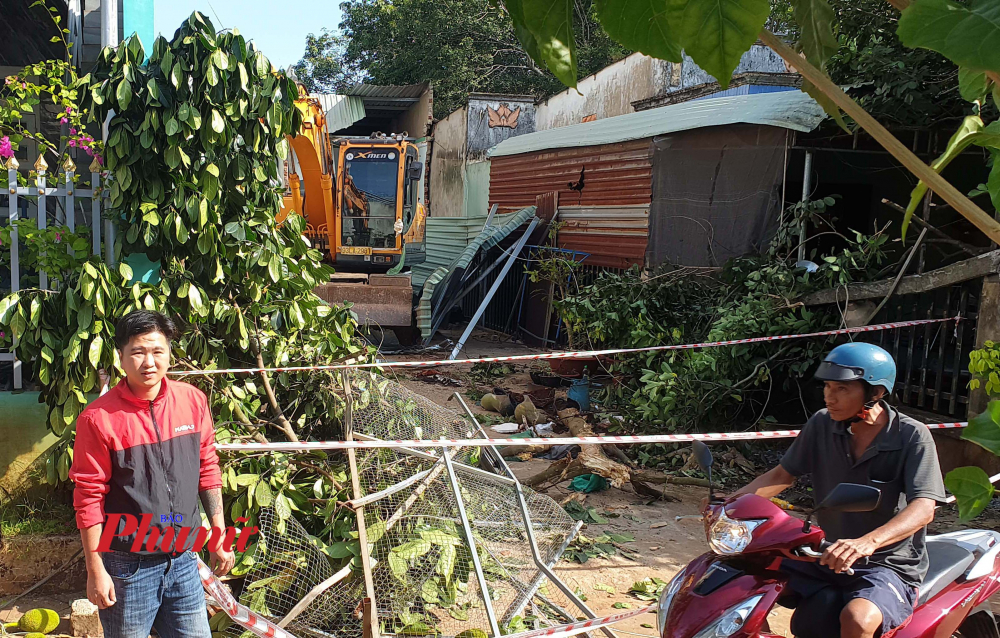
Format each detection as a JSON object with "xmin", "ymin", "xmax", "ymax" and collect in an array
[
  {"xmin": 68, "ymin": 139, "xmax": 77, "ymax": 148},
  {"xmin": 4, "ymin": 76, "xmax": 13, "ymax": 85},
  {"xmin": 60, "ymin": 117, "xmax": 69, "ymax": 124},
  {"xmin": 0, "ymin": 136, "xmax": 13, "ymax": 160},
  {"xmin": 0, "ymin": 331, "xmax": 5, "ymax": 338},
  {"xmin": 65, "ymin": 106, "xmax": 72, "ymax": 114},
  {"xmin": 70, "ymin": 127, "xmax": 77, "ymax": 135},
  {"xmin": 54, "ymin": 231, "xmax": 62, "ymax": 242},
  {"xmin": 95, "ymin": 154, "xmax": 104, "ymax": 166}
]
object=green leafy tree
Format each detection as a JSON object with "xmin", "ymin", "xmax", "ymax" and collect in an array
[
  {"xmin": 292, "ymin": 29, "xmax": 356, "ymax": 94},
  {"xmin": 1, "ymin": 12, "xmax": 366, "ymax": 570},
  {"xmin": 338, "ymin": 0, "xmax": 629, "ymax": 118}
]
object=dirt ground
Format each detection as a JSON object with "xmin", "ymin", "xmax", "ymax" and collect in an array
[{"xmin": 3, "ymin": 330, "xmax": 997, "ymax": 637}]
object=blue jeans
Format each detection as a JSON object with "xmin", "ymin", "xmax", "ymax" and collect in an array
[{"xmin": 100, "ymin": 551, "xmax": 211, "ymax": 638}]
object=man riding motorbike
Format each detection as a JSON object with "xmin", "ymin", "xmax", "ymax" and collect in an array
[{"xmin": 719, "ymin": 343, "xmax": 946, "ymax": 638}]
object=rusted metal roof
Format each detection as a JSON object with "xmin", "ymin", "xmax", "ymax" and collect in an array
[
  {"xmin": 489, "ymin": 91, "xmax": 823, "ymax": 158},
  {"xmin": 489, "ymin": 140, "xmax": 652, "ymax": 213},
  {"xmin": 557, "ymin": 205, "xmax": 648, "ymax": 269}
]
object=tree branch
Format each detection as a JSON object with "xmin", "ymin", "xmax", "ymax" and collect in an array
[{"xmin": 250, "ymin": 336, "xmax": 299, "ymax": 442}]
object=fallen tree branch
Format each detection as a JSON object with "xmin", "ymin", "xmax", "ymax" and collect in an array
[
  {"xmin": 880, "ymin": 198, "xmax": 986, "ymax": 256},
  {"xmin": 522, "ymin": 409, "xmax": 701, "ymax": 500},
  {"xmin": 799, "ymin": 249, "xmax": 1000, "ymax": 305}
]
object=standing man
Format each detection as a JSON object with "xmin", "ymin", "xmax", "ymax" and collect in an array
[{"xmin": 70, "ymin": 310, "xmax": 234, "ymax": 638}]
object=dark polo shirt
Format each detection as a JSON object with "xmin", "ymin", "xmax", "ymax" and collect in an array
[{"xmin": 780, "ymin": 404, "xmax": 947, "ymax": 587}]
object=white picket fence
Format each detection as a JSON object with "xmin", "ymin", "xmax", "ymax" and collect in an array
[{"xmin": 1, "ymin": 154, "xmax": 114, "ymax": 389}]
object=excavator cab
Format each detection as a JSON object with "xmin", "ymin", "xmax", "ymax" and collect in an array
[{"xmin": 335, "ymin": 139, "xmax": 425, "ymax": 271}]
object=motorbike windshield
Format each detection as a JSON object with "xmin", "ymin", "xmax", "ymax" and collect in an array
[{"xmin": 342, "ymin": 150, "xmax": 399, "ymax": 249}]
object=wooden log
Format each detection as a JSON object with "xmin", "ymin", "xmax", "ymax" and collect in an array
[{"xmin": 800, "ymin": 250, "xmax": 1000, "ymax": 306}]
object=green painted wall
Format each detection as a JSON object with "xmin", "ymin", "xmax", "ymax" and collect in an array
[{"xmin": 0, "ymin": 392, "xmax": 58, "ymax": 494}]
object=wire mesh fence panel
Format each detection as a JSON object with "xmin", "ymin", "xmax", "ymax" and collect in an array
[{"xmin": 228, "ymin": 371, "xmax": 585, "ymax": 638}]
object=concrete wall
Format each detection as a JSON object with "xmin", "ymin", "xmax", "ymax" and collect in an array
[
  {"xmin": 536, "ymin": 53, "xmax": 671, "ymax": 130},
  {"xmin": 535, "ymin": 45, "xmax": 790, "ymax": 131},
  {"xmin": 0, "ymin": 393, "xmax": 58, "ymax": 496},
  {"xmin": 466, "ymin": 94, "xmax": 536, "ymax": 161},
  {"xmin": 428, "ymin": 107, "xmax": 467, "ymax": 218},
  {"xmin": 397, "ymin": 87, "xmax": 435, "ymax": 140}
]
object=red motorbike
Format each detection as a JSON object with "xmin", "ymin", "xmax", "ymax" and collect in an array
[{"xmin": 657, "ymin": 442, "xmax": 1000, "ymax": 638}]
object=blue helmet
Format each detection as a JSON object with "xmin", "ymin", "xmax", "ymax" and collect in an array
[{"xmin": 814, "ymin": 342, "xmax": 896, "ymax": 394}]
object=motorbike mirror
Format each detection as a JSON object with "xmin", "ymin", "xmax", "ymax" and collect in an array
[
  {"xmin": 692, "ymin": 441, "xmax": 714, "ymax": 474},
  {"xmin": 816, "ymin": 483, "xmax": 881, "ymax": 513}
]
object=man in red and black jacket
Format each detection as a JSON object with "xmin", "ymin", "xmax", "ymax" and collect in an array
[{"xmin": 70, "ymin": 311, "xmax": 232, "ymax": 638}]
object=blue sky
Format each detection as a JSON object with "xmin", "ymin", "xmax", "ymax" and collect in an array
[{"xmin": 154, "ymin": 0, "xmax": 342, "ymax": 70}]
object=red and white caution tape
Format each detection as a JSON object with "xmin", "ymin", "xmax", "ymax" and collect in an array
[
  {"xmin": 198, "ymin": 557, "xmax": 298, "ymax": 638},
  {"xmin": 172, "ymin": 317, "xmax": 958, "ymax": 377},
  {"xmin": 201, "ymin": 548, "xmax": 652, "ymax": 638},
  {"xmin": 504, "ymin": 605, "xmax": 654, "ymax": 638},
  {"xmin": 217, "ymin": 422, "xmax": 967, "ymax": 452}
]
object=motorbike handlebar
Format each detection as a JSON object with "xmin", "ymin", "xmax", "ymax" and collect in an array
[{"xmin": 797, "ymin": 542, "xmax": 868, "ymax": 577}]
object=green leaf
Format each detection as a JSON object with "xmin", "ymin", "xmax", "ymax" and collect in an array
[
  {"xmin": 945, "ymin": 466, "xmax": 995, "ymax": 521},
  {"xmin": 165, "ymin": 118, "xmax": 180, "ymax": 136},
  {"xmin": 988, "ymin": 150, "xmax": 1000, "ymax": 212},
  {"xmin": 212, "ymin": 48, "xmax": 230, "ymax": 70},
  {"xmin": 962, "ymin": 400, "xmax": 1000, "ymax": 455},
  {"xmin": 393, "ymin": 539, "xmax": 432, "ymax": 560},
  {"xmin": 170, "ymin": 62, "xmax": 183, "ymax": 89},
  {"xmin": 959, "ymin": 67, "xmax": 990, "ymax": 103},
  {"xmin": 188, "ymin": 285, "xmax": 204, "ymax": 314},
  {"xmin": 268, "ymin": 254, "xmax": 280, "ymax": 283},
  {"xmin": 211, "ymin": 109, "xmax": 225, "ymax": 133},
  {"xmin": 88, "ymin": 335, "xmax": 103, "ymax": 368},
  {"xmin": 29, "ymin": 296, "xmax": 41, "ymax": 327},
  {"xmin": 0, "ymin": 294, "xmax": 19, "ymax": 324},
  {"xmin": 520, "ymin": 0, "xmax": 578, "ymax": 87},
  {"xmin": 903, "ymin": 116, "xmax": 1000, "ymax": 238},
  {"xmin": 421, "ymin": 579, "xmax": 440, "ymax": 604},
  {"xmin": 897, "ymin": 0, "xmax": 1000, "ymax": 74},
  {"xmin": 673, "ymin": 0, "xmax": 770, "ymax": 87},
  {"xmin": 327, "ymin": 541, "xmax": 356, "ymax": 559},
  {"xmin": 255, "ymin": 480, "xmax": 274, "ymax": 507},
  {"xmin": 593, "ymin": 0, "xmax": 681, "ymax": 61},
  {"xmin": 116, "ymin": 78, "xmax": 132, "ymax": 111},
  {"xmin": 388, "ymin": 552, "xmax": 408, "ymax": 579},
  {"xmin": 235, "ymin": 473, "xmax": 260, "ymax": 487},
  {"xmin": 275, "ymin": 493, "xmax": 292, "ymax": 520},
  {"xmin": 367, "ymin": 519, "xmax": 386, "ymax": 544},
  {"xmin": 436, "ymin": 544, "xmax": 456, "ymax": 581}
]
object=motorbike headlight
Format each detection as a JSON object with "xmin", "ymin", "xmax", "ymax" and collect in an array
[
  {"xmin": 655, "ymin": 570, "xmax": 686, "ymax": 634},
  {"xmin": 693, "ymin": 594, "xmax": 763, "ymax": 638},
  {"xmin": 707, "ymin": 511, "xmax": 765, "ymax": 555}
]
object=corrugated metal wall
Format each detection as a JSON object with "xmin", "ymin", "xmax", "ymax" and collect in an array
[
  {"xmin": 489, "ymin": 141, "xmax": 652, "ymax": 268},
  {"xmin": 557, "ymin": 205, "xmax": 648, "ymax": 269},
  {"xmin": 489, "ymin": 140, "xmax": 652, "ymax": 211}
]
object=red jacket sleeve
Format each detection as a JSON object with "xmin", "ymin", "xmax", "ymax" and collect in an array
[
  {"xmin": 69, "ymin": 412, "xmax": 112, "ymax": 529},
  {"xmin": 198, "ymin": 394, "xmax": 223, "ymax": 492}
]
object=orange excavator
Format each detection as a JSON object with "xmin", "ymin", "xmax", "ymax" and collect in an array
[{"xmin": 279, "ymin": 89, "xmax": 426, "ymax": 336}]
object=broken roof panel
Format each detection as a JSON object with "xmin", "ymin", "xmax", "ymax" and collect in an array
[
  {"xmin": 488, "ymin": 91, "xmax": 825, "ymax": 158},
  {"xmin": 415, "ymin": 207, "xmax": 537, "ymax": 340}
]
